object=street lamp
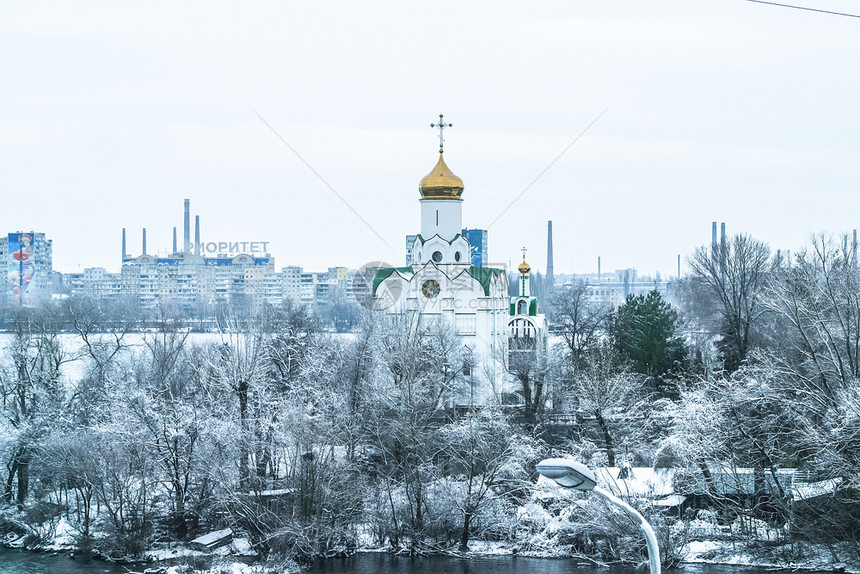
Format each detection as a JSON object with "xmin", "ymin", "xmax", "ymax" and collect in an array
[{"xmin": 536, "ymin": 458, "xmax": 661, "ymax": 574}]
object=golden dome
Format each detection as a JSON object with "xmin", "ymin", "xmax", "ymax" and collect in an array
[
  {"xmin": 518, "ymin": 260, "xmax": 531, "ymax": 274},
  {"xmin": 419, "ymin": 153, "xmax": 464, "ymax": 200}
]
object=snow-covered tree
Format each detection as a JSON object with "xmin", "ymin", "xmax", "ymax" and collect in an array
[{"xmin": 688, "ymin": 233, "xmax": 772, "ymax": 372}]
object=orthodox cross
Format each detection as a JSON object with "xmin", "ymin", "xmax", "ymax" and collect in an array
[
  {"xmin": 522, "ymin": 246, "xmax": 527, "ymax": 261},
  {"xmin": 430, "ymin": 114, "xmax": 452, "ymax": 153}
]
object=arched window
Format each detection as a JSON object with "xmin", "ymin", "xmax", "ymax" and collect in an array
[
  {"xmin": 461, "ymin": 346, "xmax": 473, "ymax": 376},
  {"xmin": 517, "ymin": 299, "xmax": 528, "ymax": 315}
]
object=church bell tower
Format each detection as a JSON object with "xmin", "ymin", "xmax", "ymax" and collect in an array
[{"xmin": 412, "ymin": 115, "xmax": 470, "ymax": 266}]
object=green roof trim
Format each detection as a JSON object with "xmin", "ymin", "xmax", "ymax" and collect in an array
[
  {"xmin": 529, "ymin": 298, "xmax": 538, "ymax": 316},
  {"xmin": 466, "ymin": 266, "xmax": 505, "ymax": 296},
  {"xmin": 371, "ymin": 265, "xmax": 503, "ymax": 298},
  {"xmin": 372, "ymin": 266, "xmax": 414, "ymax": 295},
  {"xmin": 414, "ymin": 233, "xmax": 463, "ymax": 246}
]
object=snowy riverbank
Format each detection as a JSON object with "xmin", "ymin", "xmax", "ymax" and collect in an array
[{"xmin": 5, "ymin": 502, "xmax": 859, "ymax": 574}]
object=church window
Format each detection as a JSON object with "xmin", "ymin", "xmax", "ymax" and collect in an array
[
  {"xmin": 517, "ymin": 299, "xmax": 528, "ymax": 315},
  {"xmin": 421, "ymin": 279, "xmax": 440, "ymax": 298},
  {"xmin": 455, "ymin": 251, "xmax": 461, "ymax": 262},
  {"xmin": 436, "ymin": 210, "xmax": 439, "ymax": 225},
  {"xmin": 461, "ymin": 346, "xmax": 473, "ymax": 376},
  {"xmin": 432, "ymin": 251, "xmax": 443, "ymax": 263}
]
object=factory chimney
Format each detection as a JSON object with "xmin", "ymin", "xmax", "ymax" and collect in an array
[
  {"xmin": 173, "ymin": 227, "xmax": 177, "ymax": 254},
  {"xmin": 122, "ymin": 228, "xmax": 127, "ymax": 260},
  {"xmin": 184, "ymin": 198, "xmax": 191, "ymax": 253},
  {"xmin": 854, "ymin": 229, "xmax": 857, "ymax": 266},
  {"xmin": 711, "ymin": 221, "xmax": 717, "ymax": 260},
  {"xmin": 720, "ymin": 222, "xmax": 727, "ymax": 277},
  {"xmin": 194, "ymin": 215, "xmax": 200, "ymax": 255},
  {"xmin": 142, "ymin": 228, "xmax": 147, "ymax": 255},
  {"xmin": 546, "ymin": 220, "xmax": 554, "ymax": 292}
]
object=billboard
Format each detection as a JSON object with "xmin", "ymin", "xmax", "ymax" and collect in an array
[{"xmin": 8, "ymin": 232, "xmax": 36, "ymax": 306}]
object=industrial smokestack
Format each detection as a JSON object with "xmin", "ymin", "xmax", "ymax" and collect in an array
[
  {"xmin": 173, "ymin": 227, "xmax": 177, "ymax": 254},
  {"xmin": 854, "ymin": 230, "xmax": 857, "ymax": 266},
  {"xmin": 184, "ymin": 198, "xmax": 191, "ymax": 253},
  {"xmin": 194, "ymin": 215, "xmax": 200, "ymax": 255},
  {"xmin": 546, "ymin": 220, "xmax": 554, "ymax": 291},
  {"xmin": 711, "ymin": 221, "xmax": 717, "ymax": 260},
  {"xmin": 720, "ymin": 222, "xmax": 727, "ymax": 276},
  {"xmin": 122, "ymin": 228, "xmax": 127, "ymax": 260},
  {"xmin": 142, "ymin": 228, "xmax": 147, "ymax": 255}
]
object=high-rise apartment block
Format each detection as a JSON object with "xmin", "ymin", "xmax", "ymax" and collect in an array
[{"xmin": 1, "ymin": 232, "xmax": 53, "ymax": 307}]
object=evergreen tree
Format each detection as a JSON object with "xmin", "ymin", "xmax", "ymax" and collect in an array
[{"xmin": 612, "ymin": 290, "xmax": 687, "ymax": 397}]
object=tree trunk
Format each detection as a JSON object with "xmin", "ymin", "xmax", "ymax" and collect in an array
[
  {"xmin": 519, "ymin": 374, "xmax": 534, "ymax": 422},
  {"xmin": 595, "ymin": 411, "xmax": 616, "ymax": 466},
  {"xmin": 4, "ymin": 454, "xmax": 20, "ymax": 504},
  {"xmin": 698, "ymin": 459, "xmax": 717, "ymax": 500},
  {"xmin": 173, "ymin": 479, "xmax": 187, "ymax": 540},
  {"xmin": 238, "ymin": 381, "xmax": 250, "ymax": 489},
  {"xmin": 459, "ymin": 510, "xmax": 473, "ymax": 551},
  {"xmin": 533, "ymin": 377, "xmax": 544, "ymax": 417},
  {"xmin": 16, "ymin": 449, "xmax": 30, "ymax": 508},
  {"xmin": 414, "ymin": 477, "xmax": 423, "ymax": 532},
  {"xmin": 255, "ymin": 443, "xmax": 270, "ymax": 485}
]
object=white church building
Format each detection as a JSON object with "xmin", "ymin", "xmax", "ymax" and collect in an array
[
  {"xmin": 372, "ymin": 137, "xmax": 510, "ymax": 402},
  {"xmin": 372, "ymin": 121, "xmax": 549, "ymax": 406}
]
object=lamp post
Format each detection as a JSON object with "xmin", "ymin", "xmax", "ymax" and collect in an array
[{"xmin": 536, "ymin": 458, "xmax": 661, "ymax": 574}]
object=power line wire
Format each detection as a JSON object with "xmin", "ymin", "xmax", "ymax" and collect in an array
[
  {"xmin": 487, "ymin": 107, "xmax": 609, "ymax": 230},
  {"xmin": 745, "ymin": 0, "xmax": 860, "ymax": 19},
  {"xmin": 251, "ymin": 108, "xmax": 394, "ymax": 252}
]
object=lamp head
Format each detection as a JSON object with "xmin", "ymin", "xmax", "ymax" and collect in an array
[{"xmin": 536, "ymin": 458, "xmax": 597, "ymax": 491}]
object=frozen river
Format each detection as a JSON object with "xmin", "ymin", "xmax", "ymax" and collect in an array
[
  {"xmin": 0, "ymin": 332, "xmax": 232, "ymax": 384},
  {"xmin": 0, "ymin": 331, "xmax": 354, "ymax": 385}
]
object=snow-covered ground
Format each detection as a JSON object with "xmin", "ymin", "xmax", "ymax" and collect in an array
[
  {"xmin": 683, "ymin": 539, "xmax": 860, "ymax": 573},
  {"xmin": 4, "ymin": 467, "xmax": 859, "ymax": 574}
]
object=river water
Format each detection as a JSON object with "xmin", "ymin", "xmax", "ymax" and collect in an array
[
  {"xmin": 0, "ymin": 548, "xmax": 128, "ymax": 574},
  {"xmin": 305, "ymin": 555, "xmax": 811, "ymax": 574},
  {"xmin": 0, "ymin": 549, "xmax": 829, "ymax": 574}
]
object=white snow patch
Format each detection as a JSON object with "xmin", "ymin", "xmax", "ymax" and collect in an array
[
  {"xmin": 146, "ymin": 545, "xmax": 209, "ymax": 561},
  {"xmin": 225, "ymin": 538, "xmax": 256, "ymax": 557},
  {"xmin": 683, "ymin": 539, "xmax": 860, "ymax": 573},
  {"xmin": 792, "ymin": 477, "xmax": 842, "ymax": 499},
  {"xmin": 460, "ymin": 540, "xmax": 515, "ymax": 555},
  {"xmin": 593, "ymin": 467, "xmax": 676, "ymax": 498},
  {"xmin": 42, "ymin": 517, "xmax": 76, "ymax": 551}
]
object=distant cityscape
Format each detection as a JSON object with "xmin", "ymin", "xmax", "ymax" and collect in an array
[{"xmin": 2, "ymin": 199, "xmax": 695, "ymax": 321}]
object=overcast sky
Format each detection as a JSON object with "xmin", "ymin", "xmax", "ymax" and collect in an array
[{"xmin": 3, "ymin": 1, "xmax": 860, "ymax": 277}]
